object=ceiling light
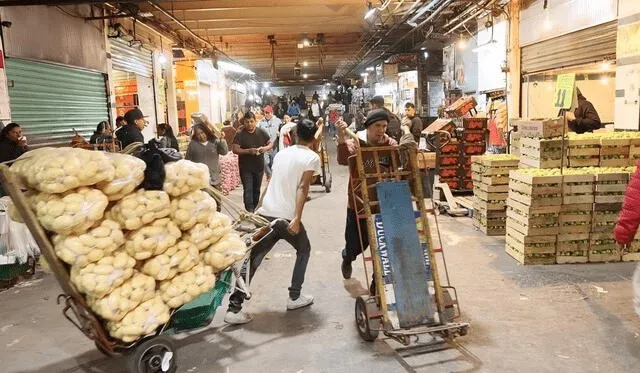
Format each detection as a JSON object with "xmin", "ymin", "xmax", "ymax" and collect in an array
[
  {"xmin": 263, "ymin": 82, "xmax": 270, "ymax": 88},
  {"xmin": 366, "ymin": 66, "xmax": 375, "ymax": 71},
  {"xmin": 325, "ymin": 82, "xmax": 331, "ymax": 86},
  {"xmin": 218, "ymin": 61, "xmax": 255, "ymax": 75},
  {"xmin": 600, "ymin": 60, "xmax": 612, "ymax": 70},
  {"xmin": 303, "ymin": 73, "xmax": 308, "ymax": 79},
  {"xmin": 303, "ymin": 61, "xmax": 308, "ymax": 67},
  {"xmin": 157, "ymin": 54, "xmax": 167, "ymax": 65},
  {"xmin": 364, "ymin": 3, "xmax": 377, "ymax": 19},
  {"xmin": 600, "ymin": 77, "xmax": 609, "ymax": 85},
  {"xmin": 423, "ymin": 52, "xmax": 429, "ymax": 58},
  {"xmin": 458, "ymin": 37, "xmax": 466, "ymax": 50},
  {"xmin": 420, "ymin": 47, "xmax": 427, "ymax": 51}
]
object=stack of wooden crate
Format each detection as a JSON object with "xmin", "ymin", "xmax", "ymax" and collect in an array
[
  {"xmin": 565, "ymin": 137, "xmax": 600, "ymax": 167},
  {"xmin": 629, "ymin": 138, "xmax": 640, "ymax": 166},
  {"xmin": 557, "ymin": 171, "xmax": 594, "ymax": 263},
  {"xmin": 599, "ymin": 138, "xmax": 631, "ymax": 167},
  {"xmin": 590, "ymin": 172, "xmax": 629, "ymax": 262},
  {"xmin": 519, "ymin": 137, "xmax": 564, "ymax": 169},
  {"xmin": 471, "ymin": 155, "xmax": 519, "ymax": 235},
  {"xmin": 505, "ymin": 170, "xmax": 562, "ymax": 264}
]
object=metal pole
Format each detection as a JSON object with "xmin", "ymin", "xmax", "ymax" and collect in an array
[{"xmin": 444, "ymin": 0, "xmax": 499, "ymax": 35}]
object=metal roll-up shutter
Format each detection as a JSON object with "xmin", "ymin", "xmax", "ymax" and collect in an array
[
  {"xmin": 5, "ymin": 58, "xmax": 109, "ymax": 147},
  {"xmin": 521, "ymin": 21, "xmax": 617, "ymax": 75},
  {"xmin": 110, "ymin": 38, "xmax": 153, "ymax": 77}
]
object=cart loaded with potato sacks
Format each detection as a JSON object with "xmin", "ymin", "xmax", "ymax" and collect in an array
[{"xmin": 0, "ymin": 144, "xmax": 274, "ymax": 373}]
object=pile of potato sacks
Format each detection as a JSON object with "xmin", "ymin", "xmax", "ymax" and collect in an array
[{"xmin": 11, "ymin": 148, "xmax": 249, "ymax": 343}]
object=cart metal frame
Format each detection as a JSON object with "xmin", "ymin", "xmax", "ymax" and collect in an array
[
  {"xmin": 347, "ymin": 143, "xmax": 469, "ymax": 347},
  {"xmin": 0, "ymin": 164, "xmax": 270, "ymax": 373}
]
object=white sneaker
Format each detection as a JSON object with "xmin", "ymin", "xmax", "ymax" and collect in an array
[
  {"xmin": 224, "ymin": 311, "xmax": 253, "ymax": 325},
  {"xmin": 287, "ymin": 294, "xmax": 314, "ymax": 310}
]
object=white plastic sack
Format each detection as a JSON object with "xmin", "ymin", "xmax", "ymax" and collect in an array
[
  {"xmin": 107, "ymin": 189, "xmax": 171, "ymax": 231},
  {"xmin": 163, "ymin": 160, "xmax": 210, "ymax": 197},
  {"xmin": 95, "ymin": 153, "xmax": 146, "ymax": 201}
]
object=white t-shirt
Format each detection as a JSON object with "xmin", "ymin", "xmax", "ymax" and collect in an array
[{"xmin": 257, "ymin": 145, "xmax": 321, "ymax": 220}]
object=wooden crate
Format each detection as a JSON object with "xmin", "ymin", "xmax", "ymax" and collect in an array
[
  {"xmin": 508, "ymin": 171, "xmax": 563, "ymax": 207},
  {"xmin": 594, "ymin": 172, "xmax": 629, "ymax": 203},
  {"xmin": 559, "ymin": 203, "xmax": 592, "ymax": 234},
  {"xmin": 474, "ymin": 189, "xmax": 508, "ymax": 202},
  {"xmin": 505, "ymin": 227, "xmax": 556, "ymax": 265},
  {"xmin": 472, "ymin": 204, "xmax": 506, "ymax": 218},
  {"xmin": 474, "ymin": 183, "xmax": 509, "ymax": 193},
  {"xmin": 599, "ymin": 139, "xmax": 630, "ymax": 167},
  {"xmin": 473, "ymin": 199, "xmax": 506, "ymax": 211},
  {"xmin": 556, "ymin": 233, "xmax": 589, "ymax": 264},
  {"xmin": 562, "ymin": 174, "xmax": 594, "ymax": 204},
  {"xmin": 473, "ymin": 215, "xmax": 506, "ymax": 236},
  {"xmin": 592, "ymin": 211, "xmax": 620, "ymax": 233},
  {"xmin": 629, "ymin": 144, "xmax": 640, "ymax": 166},
  {"xmin": 589, "ymin": 232, "xmax": 621, "ymax": 263},
  {"xmin": 519, "ymin": 137, "xmax": 564, "ymax": 169},
  {"xmin": 481, "ymin": 175, "xmax": 510, "ymax": 185},
  {"xmin": 471, "ymin": 155, "xmax": 520, "ymax": 168},
  {"xmin": 506, "ymin": 199, "xmax": 560, "ymax": 235}
]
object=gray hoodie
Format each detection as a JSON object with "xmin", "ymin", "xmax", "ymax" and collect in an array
[{"xmin": 185, "ymin": 139, "xmax": 229, "ymax": 186}]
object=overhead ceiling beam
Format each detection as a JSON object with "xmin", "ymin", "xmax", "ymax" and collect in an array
[
  {"xmin": 0, "ymin": 0, "xmax": 145, "ymax": 5},
  {"xmin": 174, "ymin": 25, "xmax": 363, "ymax": 36},
  {"xmin": 150, "ymin": 6, "xmax": 360, "ymax": 20},
  {"xmin": 147, "ymin": 0, "xmax": 365, "ymax": 11}
]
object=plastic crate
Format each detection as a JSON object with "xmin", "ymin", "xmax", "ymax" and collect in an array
[{"xmin": 164, "ymin": 270, "xmax": 233, "ymax": 334}]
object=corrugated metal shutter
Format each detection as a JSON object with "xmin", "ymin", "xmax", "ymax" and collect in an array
[
  {"xmin": 5, "ymin": 58, "xmax": 109, "ymax": 147},
  {"xmin": 110, "ymin": 38, "xmax": 153, "ymax": 77},
  {"xmin": 521, "ymin": 21, "xmax": 617, "ymax": 75}
]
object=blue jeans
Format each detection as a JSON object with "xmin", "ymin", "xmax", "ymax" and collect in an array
[
  {"xmin": 263, "ymin": 150, "xmax": 276, "ymax": 179},
  {"xmin": 240, "ymin": 169, "xmax": 263, "ymax": 212}
]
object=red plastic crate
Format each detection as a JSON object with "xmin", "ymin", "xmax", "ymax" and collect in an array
[
  {"xmin": 438, "ymin": 155, "xmax": 459, "ymax": 167},
  {"xmin": 440, "ymin": 178, "xmax": 461, "ymax": 190},
  {"xmin": 438, "ymin": 166, "xmax": 459, "ymax": 178},
  {"xmin": 463, "ymin": 117, "xmax": 488, "ymax": 130},
  {"xmin": 463, "ymin": 143, "xmax": 486, "ymax": 155},
  {"xmin": 439, "ymin": 142, "xmax": 461, "ymax": 154},
  {"xmin": 462, "ymin": 130, "xmax": 485, "ymax": 143}
]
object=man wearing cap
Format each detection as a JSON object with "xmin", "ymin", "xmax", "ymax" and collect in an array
[
  {"xmin": 258, "ymin": 105, "xmax": 282, "ymax": 181},
  {"xmin": 335, "ymin": 108, "xmax": 416, "ymax": 282},
  {"xmin": 370, "ymin": 95, "xmax": 402, "ymax": 143},
  {"xmin": 117, "ymin": 108, "xmax": 146, "ymax": 148}
]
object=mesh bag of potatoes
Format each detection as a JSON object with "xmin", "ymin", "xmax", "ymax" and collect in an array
[
  {"xmin": 108, "ymin": 189, "xmax": 171, "ymax": 231},
  {"xmin": 95, "ymin": 153, "xmax": 146, "ymax": 201},
  {"xmin": 52, "ymin": 219, "xmax": 124, "ymax": 267},
  {"xmin": 158, "ymin": 263, "xmax": 216, "ymax": 308},
  {"xmin": 87, "ymin": 272, "xmax": 156, "ymax": 321},
  {"xmin": 170, "ymin": 190, "xmax": 218, "ymax": 231},
  {"xmin": 10, "ymin": 147, "xmax": 115, "ymax": 194},
  {"xmin": 70, "ymin": 251, "xmax": 136, "ymax": 298},
  {"xmin": 202, "ymin": 232, "xmax": 248, "ymax": 272},
  {"xmin": 30, "ymin": 187, "xmax": 109, "ymax": 235},
  {"xmin": 163, "ymin": 160, "xmax": 210, "ymax": 197},
  {"xmin": 124, "ymin": 218, "xmax": 182, "ymax": 260},
  {"xmin": 107, "ymin": 296, "xmax": 171, "ymax": 342},
  {"xmin": 183, "ymin": 212, "xmax": 232, "ymax": 250},
  {"xmin": 141, "ymin": 241, "xmax": 200, "ymax": 281}
]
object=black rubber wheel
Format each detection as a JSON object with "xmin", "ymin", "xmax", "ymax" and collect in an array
[
  {"xmin": 128, "ymin": 336, "xmax": 177, "ymax": 373},
  {"xmin": 324, "ymin": 173, "xmax": 332, "ymax": 193},
  {"xmin": 355, "ymin": 296, "xmax": 380, "ymax": 342}
]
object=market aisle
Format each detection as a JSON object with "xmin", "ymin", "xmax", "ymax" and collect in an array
[{"xmin": 2, "ymin": 141, "xmax": 640, "ymax": 373}]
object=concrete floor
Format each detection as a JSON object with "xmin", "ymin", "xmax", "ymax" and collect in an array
[{"xmin": 2, "ymin": 143, "xmax": 640, "ymax": 373}]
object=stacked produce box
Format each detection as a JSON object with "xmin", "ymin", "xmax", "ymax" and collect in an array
[
  {"xmin": 9, "ymin": 149, "xmax": 248, "ymax": 343},
  {"xmin": 436, "ymin": 118, "xmax": 487, "ymax": 191},
  {"xmin": 471, "ymin": 154, "xmax": 519, "ymax": 236}
]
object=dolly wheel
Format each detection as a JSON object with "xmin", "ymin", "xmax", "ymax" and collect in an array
[
  {"xmin": 324, "ymin": 173, "xmax": 332, "ymax": 193},
  {"xmin": 128, "ymin": 336, "xmax": 177, "ymax": 373},
  {"xmin": 355, "ymin": 296, "xmax": 380, "ymax": 342}
]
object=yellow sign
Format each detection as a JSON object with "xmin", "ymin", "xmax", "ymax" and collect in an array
[
  {"xmin": 618, "ymin": 22, "xmax": 640, "ymax": 58},
  {"xmin": 554, "ymin": 73, "xmax": 576, "ymax": 109}
]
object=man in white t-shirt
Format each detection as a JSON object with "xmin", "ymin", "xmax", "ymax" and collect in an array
[{"xmin": 225, "ymin": 118, "xmax": 321, "ymax": 325}]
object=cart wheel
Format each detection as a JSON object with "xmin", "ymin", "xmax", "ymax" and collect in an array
[
  {"xmin": 442, "ymin": 288, "xmax": 455, "ymax": 323},
  {"xmin": 324, "ymin": 173, "xmax": 332, "ymax": 193},
  {"xmin": 128, "ymin": 336, "xmax": 177, "ymax": 373},
  {"xmin": 355, "ymin": 296, "xmax": 380, "ymax": 342}
]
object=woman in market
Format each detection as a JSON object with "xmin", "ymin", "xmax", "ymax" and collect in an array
[
  {"xmin": 0, "ymin": 122, "xmax": 27, "ymax": 163},
  {"xmin": 232, "ymin": 111, "xmax": 273, "ymax": 212},
  {"xmin": 151, "ymin": 123, "xmax": 179, "ymax": 151},
  {"xmin": 186, "ymin": 124, "xmax": 228, "ymax": 211},
  {"xmin": 89, "ymin": 121, "xmax": 113, "ymax": 145}
]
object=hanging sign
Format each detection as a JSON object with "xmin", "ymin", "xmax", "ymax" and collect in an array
[{"xmin": 554, "ymin": 73, "xmax": 576, "ymax": 109}]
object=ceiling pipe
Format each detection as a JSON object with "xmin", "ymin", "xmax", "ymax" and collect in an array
[
  {"xmin": 444, "ymin": 0, "xmax": 499, "ymax": 35},
  {"xmin": 442, "ymin": 1, "xmax": 485, "ymax": 29},
  {"xmin": 147, "ymin": 1, "xmax": 216, "ymax": 51}
]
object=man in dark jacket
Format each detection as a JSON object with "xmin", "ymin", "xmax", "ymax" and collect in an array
[
  {"xmin": 404, "ymin": 102, "xmax": 424, "ymax": 142},
  {"xmin": 370, "ymin": 96, "xmax": 402, "ymax": 142},
  {"xmin": 117, "ymin": 108, "xmax": 146, "ymax": 148},
  {"xmin": 567, "ymin": 88, "xmax": 601, "ymax": 134}
]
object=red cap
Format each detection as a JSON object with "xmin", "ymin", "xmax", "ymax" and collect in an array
[{"xmin": 263, "ymin": 105, "xmax": 274, "ymax": 113}]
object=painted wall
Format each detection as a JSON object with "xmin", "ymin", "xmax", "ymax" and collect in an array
[{"xmin": 615, "ymin": 0, "xmax": 640, "ymax": 130}]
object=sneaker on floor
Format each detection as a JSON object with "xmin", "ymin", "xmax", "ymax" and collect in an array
[
  {"xmin": 287, "ymin": 294, "xmax": 314, "ymax": 310},
  {"xmin": 224, "ymin": 311, "xmax": 253, "ymax": 325}
]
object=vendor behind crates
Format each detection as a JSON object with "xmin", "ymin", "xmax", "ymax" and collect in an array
[{"xmin": 566, "ymin": 88, "xmax": 601, "ymax": 134}]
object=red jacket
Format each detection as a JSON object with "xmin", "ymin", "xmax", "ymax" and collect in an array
[{"xmin": 615, "ymin": 164, "xmax": 640, "ymax": 244}]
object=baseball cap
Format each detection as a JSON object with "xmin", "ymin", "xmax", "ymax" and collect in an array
[
  {"xmin": 124, "ymin": 108, "xmax": 146, "ymax": 125},
  {"xmin": 263, "ymin": 105, "xmax": 274, "ymax": 114}
]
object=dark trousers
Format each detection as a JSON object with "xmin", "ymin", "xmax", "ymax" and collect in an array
[
  {"xmin": 228, "ymin": 218, "xmax": 311, "ymax": 313},
  {"xmin": 240, "ymin": 169, "xmax": 264, "ymax": 212},
  {"xmin": 342, "ymin": 208, "xmax": 369, "ymax": 262}
]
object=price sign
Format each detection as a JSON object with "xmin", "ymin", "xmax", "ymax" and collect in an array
[{"xmin": 554, "ymin": 73, "xmax": 576, "ymax": 109}]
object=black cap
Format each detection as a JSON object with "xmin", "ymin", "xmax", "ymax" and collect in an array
[
  {"xmin": 124, "ymin": 108, "xmax": 145, "ymax": 125},
  {"xmin": 364, "ymin": 108, "xmax": 389, "ymax": 128}
]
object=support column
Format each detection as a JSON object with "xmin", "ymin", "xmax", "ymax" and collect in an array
[{"xmin": 506, "ymin": 0, "xmax": 521, "ymax": 120}]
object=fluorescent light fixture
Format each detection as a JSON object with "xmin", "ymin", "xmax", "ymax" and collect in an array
[
  {"xmin": 303, "ymin": 61, "xmax": 309, "ymax": 67},
  {"xmin": 420, "ymin": 47, "xmax": 427, "ymax": 51},
  {"xmin": 325, "ymin": 82, "xmax": 331, "ymax": 86},
  {"xmin": 407, "ymin": 0, "xmax": 439, "ymax": 27},
  {"xmin": 366, "ymin": 66, "xmax": 375, "ymax": 71},
  {"xmin": 218, "ymin": 61, "xmax": 255, "ymax": 75}
]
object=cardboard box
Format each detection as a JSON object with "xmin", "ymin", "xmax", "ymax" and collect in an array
[{"xmin": 512, "ymin": 118, "xmax": 564, "ymax": 138}]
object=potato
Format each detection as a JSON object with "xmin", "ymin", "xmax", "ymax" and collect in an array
[
  {"xmin": 201, "ymin": 232, "xmax": 248, "ymax": 272},
  {"xmin": 158, "ymin": 264, "xmax": 216, "ymax": 308},
  {"xmin": 95, "ymin": 154, "xmax": 146, "ymax": 201},
  {"xmin": 10, "ymin": 147, "xmax": 115, "ymax": 193},
  {"xmin": 170, "ymin": 190, "xmax": 218, "ymax": 231},
  {"xmin": 141, "ymin": 241, "xmax": 200, "ymax": 281},
  {"xmin": 109, "ymin": 189, "xmax": 171, "ymax": 230},
  {"xmin": 53, "ymin": 219, "xmax": 124, "ymax": 267},
  {"xmin": 163, "ymin": 160, "xmax": 210, "ymax": 197},
  {"xmin": 107, "ymin": 296, "xmax": 170, "ymax": 342},
  {"xmin": 183, "ymin": 212, "xmax": 232, "ymax": 250},
  {"xmin": 87, "ymin": 272, "xmax": 156, "ymax": 321},
  {"xmin": 30, "ymin": 187, "xmax": 109, "ymax": 235},
  {"xmin": 70, "ymin": 251, "xmax": 136, "ymax": 298},
  {"xmin": 124, "ymin": 218, "xmax": 182, "ymax": 260}
]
